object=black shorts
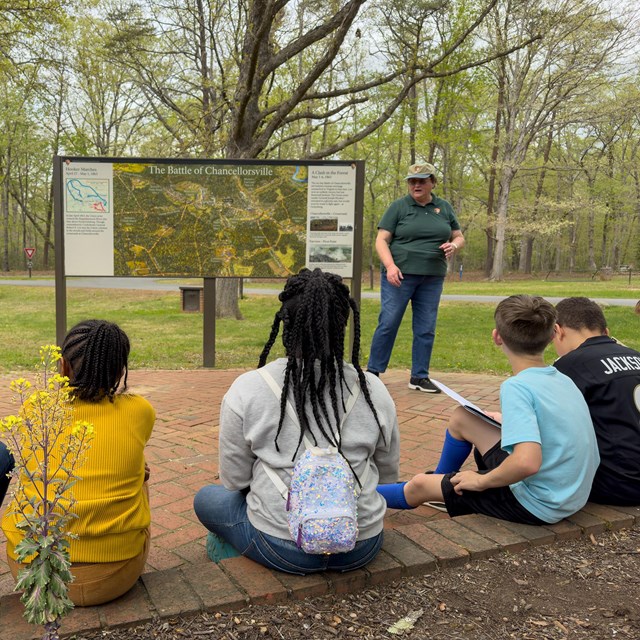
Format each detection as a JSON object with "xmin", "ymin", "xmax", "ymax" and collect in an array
[
  {"xmin": 590, "ymin": 473, "xmax": 640, "ymax": 506},
  {"xmin": 440, "ymin": 443, "xmax": 546, "ymax": 526}
]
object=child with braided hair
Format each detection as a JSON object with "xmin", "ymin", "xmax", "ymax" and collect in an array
[
  {"xmin": 194, "ymin": 268, "xmax": 400, "ymax": 574},
  {"xmin": 2, "ymin": 319, "xmax": 155, "ymax": 606}
]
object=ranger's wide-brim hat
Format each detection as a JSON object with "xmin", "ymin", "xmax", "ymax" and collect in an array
[{"xmin": 404, "ymin": 162, "xmax": 437, "ymax": 180}]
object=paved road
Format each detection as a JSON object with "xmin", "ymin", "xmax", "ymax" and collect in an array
[{"xmin": 0, "ymin": 277, "xmax": 637, "ymax": 306}]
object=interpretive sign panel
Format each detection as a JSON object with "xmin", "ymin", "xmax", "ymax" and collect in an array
[{"xmin": 59, "ymin": 158, "xmax": 362, "ymax": 279}]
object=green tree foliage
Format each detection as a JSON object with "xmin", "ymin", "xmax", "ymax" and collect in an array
[
  {"xmin": 0, "ymin": 0, "xmax": 639, "ymax": 281},
  {"xmin": 99, "ymin": 0, "xmax": 524, "ymax": 160}
]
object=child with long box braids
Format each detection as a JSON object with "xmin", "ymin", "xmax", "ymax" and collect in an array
[
  {"xmin": 194, "ymin": 268, "xmax": 400, "ymax": 574},
  {"xmin": 2, "ymin": 319, "xmax": 155, "ymax": 606}
]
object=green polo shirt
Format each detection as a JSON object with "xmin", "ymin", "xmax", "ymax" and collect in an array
[{"xmin": 378, "ymin": 194, "xmax": 460, "ymax": 276}]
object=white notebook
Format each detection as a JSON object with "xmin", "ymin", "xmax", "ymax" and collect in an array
[{"xmin": 430, "ymin": 379, "xmax": 501, "ymax": 429}]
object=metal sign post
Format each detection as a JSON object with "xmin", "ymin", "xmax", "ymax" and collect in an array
[{"xmin": 24, "ymin": 247, "xmax": 36, "ymax": 278}]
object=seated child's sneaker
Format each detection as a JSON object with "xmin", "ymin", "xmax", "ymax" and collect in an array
[
  {"xmin": 206, "ymin": 532, "xmax": 240, "ymax": 562},
  {"xmin": 423, "ymin": 501, "xmax": 448, "ymax": 512}
]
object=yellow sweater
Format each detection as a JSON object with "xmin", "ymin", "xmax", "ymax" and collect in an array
[{"xmin": 2, "ymin": 393, "xmax": 155, "ymax": 563}]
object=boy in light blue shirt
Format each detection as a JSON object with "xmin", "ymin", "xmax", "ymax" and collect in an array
[{"xmin": 378, "ymin": 294, "xmax": 599, "ymax": 524}]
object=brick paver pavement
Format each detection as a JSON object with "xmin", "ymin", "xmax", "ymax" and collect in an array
[
  {"xmin": 1, "ymin": 367, "xmax": 638, "ymax": 639},
  {"xmin": 0, "ymin": 367, "xmax": 501, "ymax": 595}
]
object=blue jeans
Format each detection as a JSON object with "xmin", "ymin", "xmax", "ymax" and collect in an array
[
  {"xmin": 367, "ymin": 273, "xmax": 445, "ymax": 378},
  {"xmin": 193, "ymin": 484, "xmax": 383, "ymax": 575},
  {"xmin": 0, "ymin": 442, "xmax": 14, "ymax": 506}
]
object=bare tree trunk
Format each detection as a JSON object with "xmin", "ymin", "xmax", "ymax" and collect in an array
[
  {"xmin": 44, "ymin": 180, "xmax": 55, "ymax": 269},
  {"xmin": 216, "ymin": 278, "xmax": 243, "ymax": 319},
  {"xmin": 563, "ymin": 172, "xmax": 577, "ymax": 273},
  {"xmin": 367, "ymin": 173, "xmax": 378, "ymax": 289},
  {"xmin": 601, "ymin": 146, "xmax": 615, "ymax": 267},
  {"xmin": 44, "ymin": 75, "xmax": 65, "ymax": 269},
  {"xmin": 490, "ymin": 165, "xmax": 516, "ymax": 281},
  {"xmin": 587, "ymin": 199, "xmax": 597, "ymax": 271},
  {"xmin": 195, "ymin": 0, "xmax": 217, "ymax": 155},
  {"xmin": 485, "ymin": 73, "xmax": 504, "ymax": 276},
  {"xmin": 21, "ymin": 200, "xmax": 27, "ymax": 265},
  {"xmin": 601, "ymin": 194, "xmax": 611, "ymax": 268},
  {"xmin": 520, "ymin": 120, "xmax": 554, "ymax": 273},
  {"xmin": 393, "ymin": 110, "xmax": 406, "ymax": 201},
  {"xmin": 519, "ymin": 236, "xmax": 533, "ymax": 272},
  {"xmin": 408, "ymin": 83, "xmax": 417, "ymax": 164},
  {"xmin": 2, "ymin": 156, "xmax": 9, "ymax": 272},
  {"xmin": 579, "ymin": 161, "xmax": 599, "ymax": 271},
  {"xmin": 632, "ymin": 169, "xmax": 640, "ymax": 267}
]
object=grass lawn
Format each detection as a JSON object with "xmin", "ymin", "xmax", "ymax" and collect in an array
[
  {"xmin": 0, "ymin": 280, "xmax": 637, "ymax": 374},
  {"xmin": 440, "ymin": 277, "xmax": 640, "ymax": 299},
  {"xmin": 235, "ymin": 272, "xmax": 640, "ymax": 298}
]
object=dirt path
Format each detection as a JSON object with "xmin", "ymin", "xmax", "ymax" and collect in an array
[{"xmin": 76, "ymin": 527, "xmax": 640, "ymax": 640}]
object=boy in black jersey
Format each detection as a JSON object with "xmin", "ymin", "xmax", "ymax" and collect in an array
[{"xmin": 553, "ymin": 297, "xmax": 640, "ymax": 505}]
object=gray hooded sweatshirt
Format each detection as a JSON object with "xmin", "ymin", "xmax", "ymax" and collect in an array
[{"xmin": 219, "ymin": 358, "xmax": 400, "ymax": 541}]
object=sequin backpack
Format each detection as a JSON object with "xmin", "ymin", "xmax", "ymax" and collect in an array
[{"xmin": 258, "ymin": 368, "xmax": 369, "ymax": 554}]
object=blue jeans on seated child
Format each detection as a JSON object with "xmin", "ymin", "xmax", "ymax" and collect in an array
[
  {"xmin": 0, "ymin": 442, "xmax": 14, "ymax": 506},
  {"xmin": 193, "ymin": 484, "xmax": 383, "ymax": 575}
]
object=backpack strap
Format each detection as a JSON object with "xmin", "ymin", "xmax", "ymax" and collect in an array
[
  {"xmin": 257, "ymin": 367, "xmax": 313, "ymax": 449},
  {"xmin": 258, "ymin": 367, "xmax": 368, "ymax": 497},
  {"xmin": 258, "ymin": 367, "xmax": 360, "ymax": 444},
  {"xmin": 258, "ymin": 367, "xmax": 308, "ymax": 501},
  {"xmin": 261, "ymin": 457, "xmax": 289, "ymax": 500}
]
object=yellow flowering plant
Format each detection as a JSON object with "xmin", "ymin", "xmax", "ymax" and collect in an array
[{"xmin": 1, "ymin": 345, "xmax": 93, "ymax": 640}]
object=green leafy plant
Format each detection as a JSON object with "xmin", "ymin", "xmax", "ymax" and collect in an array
[{"xmin": 1, "ymin": 345, "xmax": 94, "ymax": 640}]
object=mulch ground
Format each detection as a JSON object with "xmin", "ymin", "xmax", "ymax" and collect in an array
[{"xmin": 72, "ymin": 526, "xmax": 640, "ymax": 640}]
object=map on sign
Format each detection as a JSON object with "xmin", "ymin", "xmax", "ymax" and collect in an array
[
  {"xmin": 66, "ymin": 178, "xmax": 110, "ymax": 213},
  {"xmin": 112, "ymin": 163, "xmax": 307, "ymax": 277}
]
